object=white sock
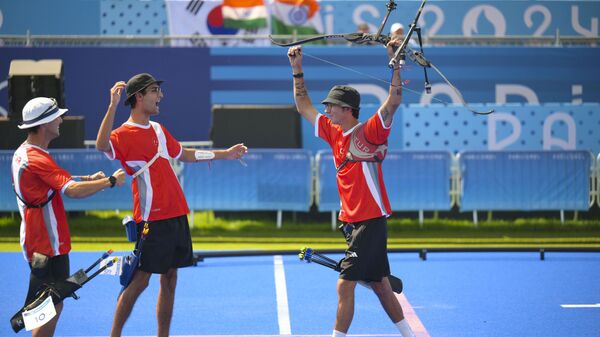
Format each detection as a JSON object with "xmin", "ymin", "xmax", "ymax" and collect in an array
[
  {"xmin": 395, "ymin": 319, "xmax": 415, "ymax": 337},
  {"xmin": 332, "ymin": 330, "xmax": 346, "ymax": 337}
]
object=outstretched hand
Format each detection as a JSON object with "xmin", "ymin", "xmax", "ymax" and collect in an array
[
  {"xmin": 88, "ymin": 171, "xmax": 106, "ymax": 180},
  {"xmin": 224, "ymin": 143, "xmax": 248, "ymax": 160}
]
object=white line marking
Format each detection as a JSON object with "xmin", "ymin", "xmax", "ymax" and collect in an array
[
  {"xmin": 274, "ymin": 255, "xmax": 292, "ymax": 335},
  {"xmin": 395, "ymin": 293, "xmax": 430, "ymax": 337},
  {"xmin": 561, "ymin": 303, "xmax": 600, "ymax": 308}
]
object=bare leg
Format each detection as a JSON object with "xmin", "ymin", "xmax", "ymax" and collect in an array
[
  {"xmin": 110, "ymin": 270, "xmax": 151, "ymax": 337},
  {"xmin": 31, "ymin": 302, "xmax": 63, "ymax": 337},
  {"xmin": 157, "ymin": 268, "xmax": 177, "ymax": 337},
  {"xmin": 370, "ymin": 276, "xmax": 405, "ymax": 322},
  {"xmin": 334, "ymin": 279, "xmax": 357, "ymax": 333}
]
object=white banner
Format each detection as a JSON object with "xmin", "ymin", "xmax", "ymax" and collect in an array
[{"xmin": 166, "ymin": 0, "xmax": 270, "ymax": 47}]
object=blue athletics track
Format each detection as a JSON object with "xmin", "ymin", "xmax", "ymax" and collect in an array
[{"xmin": 1, "ymin": 251, "xmax": 599, "ymax": 337}]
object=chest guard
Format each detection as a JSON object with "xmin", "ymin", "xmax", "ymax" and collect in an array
[{"xmin": 337, "ymin": 124, "xmax": 388, "ymax": 172}]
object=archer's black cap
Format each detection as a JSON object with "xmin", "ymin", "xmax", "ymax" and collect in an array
[
  {"xmin": 124, "ymin": 73, "xmax": 163, "ymax": 106},
  {"xmin": 321, "ymin": 85, "xmax": 360, "ymax": 110}
]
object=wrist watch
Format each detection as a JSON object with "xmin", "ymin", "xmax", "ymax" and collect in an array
[{"xmin": 108, "ymin": 175, "xmax": 116, "ymax": 188}]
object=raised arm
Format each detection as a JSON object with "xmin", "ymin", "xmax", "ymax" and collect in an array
[
  {"xmin": 96, "ymin": 81, "xmax": 126, "ymax": 152},
  {"xmin": 379, "ymin": 39, "xmax": 404, "ymax": 127},
  {"xmin": 288, "ymin": 46, "xmax": 319, "ymax": 126}
]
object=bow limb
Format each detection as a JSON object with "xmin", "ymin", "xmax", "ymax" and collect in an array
[
  {"xmin": 270, "ymin": 33, "xmax": 390, "ymax": 47},
  {"xmin": 426, "ymin": 61, "xmax": 494, "ymax": 115},
  {"xmin": 269, "ymin": 34, "xmax": 347, "ymax": 47}
]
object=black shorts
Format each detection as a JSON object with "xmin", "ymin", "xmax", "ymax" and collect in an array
[
  {"xmin": 338, "ymin": 216, "xmax": 390, "ymax": 282},
  {"xmin": 26, "ymin": 253, "xmax": 70, "ymax": 305},
  {"xmin": 139, "ymin": 215, "xmax": 194, "ymax": 274}
]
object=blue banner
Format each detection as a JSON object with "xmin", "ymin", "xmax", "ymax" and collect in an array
[
  {"xmin": 1, "ymin": 1, "xmax": 598, "ymax": 37},
  {"xmin": 459, "ymin": 150, "xmax": 592, "ymax": 211},
  {"xmin": 314, "ymin": 151, "xmax": 339, "ymax": 212},
  {"xmin": 326, "ymin": 1, "xmax": 600, "ymax": 37},
  {"xmin": 1, "ymin": 46, "xmax": 598, "ymax": 150},
  {"xmin": 1, "ymin": 149, "xmax": 595, "ymax": 212},
  {"xmin": 182, "ymin": 149, "xmax": 313, "ymax": 211},
  {"xmin": 316, "ymin": 150, "xmax": 454, "ymax": 212},
  {"xmin": 0, "ymin": 0, "xmax": 100, "ymax": 35},
  {"xmin": 0, "ymin": 151, "xmax": 14, "ymax": 211},
  {"xmin": 394, "ymin": 103, "xmax": 600, "ymax": 154}
]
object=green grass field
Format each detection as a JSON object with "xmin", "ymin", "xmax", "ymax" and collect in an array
[{"xmin": 1, "ymin": 211, "xmax": 599, "ymax": 252}]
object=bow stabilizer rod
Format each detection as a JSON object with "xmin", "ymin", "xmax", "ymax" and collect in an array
[{"xmin": 373, "ymin": 0, "xmax": 397, "ymax": 43}]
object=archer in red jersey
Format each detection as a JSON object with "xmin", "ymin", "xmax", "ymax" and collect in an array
[
  {"xmin": 96, "ymin": 73, "xmax": 247, "ymax": 337},
  {"xmin": 13, "ymin": 97, "xmax": 125, "ymax": 337},
  {"xmin": 288, "ymin": 43, "xmax": 415, "ymax": 337}
]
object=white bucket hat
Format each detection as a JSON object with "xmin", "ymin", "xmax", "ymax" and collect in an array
[
  {"xmin": 18, "ymin": 97, "xmax": 68, "ymax": 129},
  {"xmin": 390, "ymin": 23, "xmax": 404, "ymax": 34}
]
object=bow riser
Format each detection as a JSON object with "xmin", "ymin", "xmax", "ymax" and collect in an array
[{"xmin": 389, "ymin": 0, "xmax": 428, "ymax": 68}]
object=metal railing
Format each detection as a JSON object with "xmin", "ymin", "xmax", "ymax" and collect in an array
[
  {"xmin": 1, "ymin": 33, "xmax": 598, "ymax": 47},
  {"xmin": 426, "ymin": 35, "xmax": 600, "ymax": 47}
]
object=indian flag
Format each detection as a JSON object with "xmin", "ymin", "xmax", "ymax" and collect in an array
[
  {"xmin": 166, "ymin": 1, "xmax": 269, "ymax": 47},
  {"xmin": 271, "ymin": 0, "xmax": 324, "ymax": 35},
  {"xmin": 222, "ymin": 0, "xmax": 268, "ymax": 29}
]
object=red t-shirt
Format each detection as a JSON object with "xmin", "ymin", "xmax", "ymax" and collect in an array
[
  {"xmin": 316, "ymin": 111, "xmax": 392, "ymax": 223},
  {"xmin": 12, "ymin": 144, "xmax": 74, "ymax": 261},
  {"xmin": 105, "ymin": 121, "xmax": 189, "ymax": 222}
]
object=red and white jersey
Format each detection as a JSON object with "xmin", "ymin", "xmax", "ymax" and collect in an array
[
  {"xmin": 12, "ymin": 144, "xmax": 75, "ymax": 261},
  {"xmin": 316, "ymin": 111, "xmax": 392, "ymax": 223},
  {"xmin": 105, "ymin": 121, "xmax": 189, "ymax": 222}
]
